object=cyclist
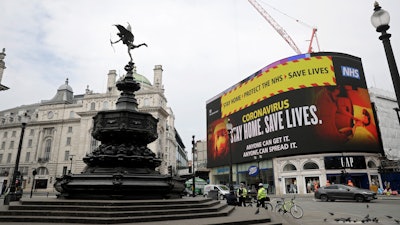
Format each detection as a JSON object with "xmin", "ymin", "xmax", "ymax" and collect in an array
[{"xmin": 256, "ymin": 183, "xmax": 268, "ymax": 208}]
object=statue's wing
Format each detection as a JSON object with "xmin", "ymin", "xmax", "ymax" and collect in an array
[
  {"xmin": 126, "ymin": 23, "xmax": 132, "ymax": 33},
  {"xmin": 114, "ymin": 24, "xmax": 133, "ymax": 40}
]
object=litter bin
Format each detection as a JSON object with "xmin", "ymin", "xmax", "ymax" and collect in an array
[{"xmin": 208, "ymin": 190, "xmax": 219, "ymax": 200}]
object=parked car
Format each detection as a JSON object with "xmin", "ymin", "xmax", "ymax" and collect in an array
[
  {"xmin": 203, "ymin": 184, "xmax": 230, "ymax": 199},
  {"xmin": 314, "ymin": 184, "xmax": 377, "ymax": 202}
]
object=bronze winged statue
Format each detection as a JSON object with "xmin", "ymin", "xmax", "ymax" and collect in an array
[{"xmin": 110, "ymin": 23, "xmax": 147, "ymax": 62}]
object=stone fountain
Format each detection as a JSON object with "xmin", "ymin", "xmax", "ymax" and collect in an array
[{"xmin": 54, "ymin": 24, "xmax": 185, "ymax": 199}]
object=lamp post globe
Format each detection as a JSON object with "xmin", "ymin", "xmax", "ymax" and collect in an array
[{"xmin": 371, "ymin": 2, "xmax": 390, "ymax": 31}]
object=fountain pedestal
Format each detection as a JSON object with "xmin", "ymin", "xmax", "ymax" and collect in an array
[{"xmin": 54, "ymin": 62, "xmax": 185, "ymax": 199}]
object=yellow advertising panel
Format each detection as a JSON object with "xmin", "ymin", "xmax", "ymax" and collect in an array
[{"xmin": 221, "ymin": 56, "xmax": 335, "ymax": 117}]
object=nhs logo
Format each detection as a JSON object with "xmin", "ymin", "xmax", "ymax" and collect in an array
[{"xmin": 341, "ymin": 66, "xmax": 360, "ymax": 79}]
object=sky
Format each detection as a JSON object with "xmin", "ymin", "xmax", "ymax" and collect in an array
[{"xmin": 1, "ymin": 0, "xmax": 399, "ymax": 157}]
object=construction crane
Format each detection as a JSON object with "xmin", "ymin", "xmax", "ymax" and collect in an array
[{"xmin": 248, "ymin": 0, "xmax": 319, "ymax": 54}]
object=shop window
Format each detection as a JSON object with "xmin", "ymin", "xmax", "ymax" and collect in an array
[
  {"xmin": 305, "ymin": 177, "xmax": 320, "ymax": 193},
  {"xmin": 285, "ymin": 178, "xmax": 298, "ymax": 193},
  {"xmin": 367, "ymin": 160, "xmax": 377, "ymax": 168},
  {"xmin": 35, "ymin": 179, "xmax": 48, "ymax": 189},
  {"xmin": 370, "ymin": 175, "xmax": 380, "ymax": 193},
  {"xmin": 283, "ymin": 163, "xmax": 296, "ymax": 171},
  {"xmin": 303, "ymin": 162, "xmax": 319, "ymax": 170}
]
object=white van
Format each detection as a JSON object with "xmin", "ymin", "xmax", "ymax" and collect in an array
[{"xmin": 203, "ymin": 184, "xmax": 230, "ymax": 199}]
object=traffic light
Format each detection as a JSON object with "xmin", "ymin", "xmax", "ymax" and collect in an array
[
  {"xmin": 168, "ymin": 166, "xmax": 172, "ymax": 176},
  {"xmin": 15, "ymin": 171, "xmax": 22, "ymax": 187}
]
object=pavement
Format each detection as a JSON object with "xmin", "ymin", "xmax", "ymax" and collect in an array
[{"xmin": 0, "ymin": 193, "xmax": 399, "ymax": 225}]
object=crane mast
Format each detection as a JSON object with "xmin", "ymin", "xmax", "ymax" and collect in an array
[{"xmin": 248, "ymin": 0, "xmax": 302, "ymax": 54}]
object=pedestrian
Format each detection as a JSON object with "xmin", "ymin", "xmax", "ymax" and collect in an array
[
  {"xmin": 256, "ymin": 183, "xmax": 267, "ymax": 208},
  {"xmin": 326, "ymin": 180, "xmax": 331, "ymax": 187},
  {"xmin": 347, "ymin": 180, "xmax": 354, "ymax": 187},
  {"xmin": 313, "ymin": 180, "xmax": 319, "ymax": 191},
  {"xmin": 307, "ymin": 180, "xmax": 312, "ymax": 193},
  {"xmin": 237, "ymin": 182, "xmax": 247, "ymax": 207}
]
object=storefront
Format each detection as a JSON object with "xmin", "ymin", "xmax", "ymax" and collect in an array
[
  {"xmin": 209, "ymin": 159, "xmax": 276, "ymax": 194},
  {"xmin": 274, "ymin": 153, "xmax": 381, "ymax": 195}
]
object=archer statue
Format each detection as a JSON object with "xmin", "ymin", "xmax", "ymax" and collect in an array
[{"xmin": 110, "ymin": 23, "xmax": 147, "ymax": 62}]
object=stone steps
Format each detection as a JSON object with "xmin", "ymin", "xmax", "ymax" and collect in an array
[{"xmin": 0, "ymin": 197, "xmax": 282, "ymax": 224}]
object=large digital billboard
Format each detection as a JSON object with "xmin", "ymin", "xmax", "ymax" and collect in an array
[{"xmin": 206, "ymin": 52, "xmax": 383, "ymax": 168}]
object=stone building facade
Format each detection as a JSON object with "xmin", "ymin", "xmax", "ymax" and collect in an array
[{"xmin": 0, "ymin": 65, "xmax": 188, "ymax": 194}]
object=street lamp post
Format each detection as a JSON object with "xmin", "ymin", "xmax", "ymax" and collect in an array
[
  {"xmin": 191, "ymin": 135, "xmax": 196, "ymax": 197},
  {"xmin": 69, "ymin": 155, "xmax": 75, "ymax": 174},
  {"xmin": 30, "ymin": 169, "xmax": 37, "ymax": 198},
  {"xmin": 226, "ymin": 119, "xmax": 234, "ymax": 191},
  {"xmin": 371, "ymin": 2, "xmax": 400, "ymax": 116},
  {"xmin": 4, "ymin": 113, "xmax": 28, "ymax": 205},
  {"xmin": 253, "ymin": 155, "xmax": 263, "ymax": 183}
]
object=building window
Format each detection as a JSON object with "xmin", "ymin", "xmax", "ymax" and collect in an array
[
  {"xmin": 68, "ymin": 126, "xmax": 73, "ymax": 133},
  {"xmin": 37, "ymin": 167, "xmax": 49, "ymax": 175},
  {"xmin": 9, "ymin": 141, "xmax": 14, "ymax": 149},
  {"xmin": 6, "ymin": 153, "xmax": 12, "ymax": 163},
  {"xmin": 1, "ymin": 141, "xmax": 5, "ymax": 150},
  {"xmin": 25, "ymin": 152, "xmax": 30, "ymax": 162},
  {"xmin": 367, "ymin": 161, "xmax": 377, "ymax": 168},
  {"xmin": 103, "ymin": 101, "xmax": 109, "ymax": 110},
  {"xmin": 303, "ymin": 162, "xmax": 319, "ymax": 170},
  {"xmin": 90, "ymin": 102, "xmax": 96, "ymax": 110},
  {"xmin": 144, "ymin": 98, "xmax": 150, "ymax": 106},
  {"xmin": 3, "ymin": 131, "xmax": 7, "ymax": 138},
  {"xmin": 9, "ymin": 117, "xmax": 13, "ymax": 123},
  {"xmin": 0, "ymin": 154, "xmax": 3, "ymax": 163},
  {"xmin": 44, "ymin": 128, "xmax": 54, "ymax": 136},
  {"xmin": 66, "ymin": 137, "xmax": 71, "ymax": 146},
  {"xmin": 27, "ymin": 139, "xmax": 33, "ymax": 148},
  {"xmin": 283, "ymin": 163, "xmax": 297, "ymax": 171},
  {"xmin": 64, "ymin": 151, "xmax": 70, "ymax": 161},
  {"xmin": 20, "ymin": 166, "xmax": 29, "ymax": 175},
  {"xmin": 29, "ymin": 129, "xmax": 35, "ymax": 136},
  {"xmin": 11, "ymin": 131, "xmax": 16, "ymax": 137},
  {"xmin": 44, "ymin": 139, "xmax": 52, "ymax": 160},
  {"xmin": 62, "ymin": 166, "xmax": 68, "ymax": 175}
]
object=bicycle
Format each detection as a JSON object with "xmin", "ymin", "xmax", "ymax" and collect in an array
[
  {"xmin": 248, "ymin": 196, "xmax": 273, "ymax": 212},
  {"xmin": 275, "ymin": 196, "xmax": 304, "ymax": 219}
]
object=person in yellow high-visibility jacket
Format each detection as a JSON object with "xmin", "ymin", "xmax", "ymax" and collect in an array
[
  {"xmin": 257, "ymin": 183, "xmax": 267, "ymax": 208},
  {"xmin": 237, "ymin": 182, "xmax": 248, "ymax": 207}
]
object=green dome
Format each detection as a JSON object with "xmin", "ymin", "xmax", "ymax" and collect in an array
[{"xmin": 133, "ymin": 71, "xmax": 151, "ymax": 86}]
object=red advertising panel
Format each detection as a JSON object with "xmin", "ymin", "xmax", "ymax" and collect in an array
[{"xmin": 206, "ymin": 52, "xmax": 383, "ymax": 168}]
